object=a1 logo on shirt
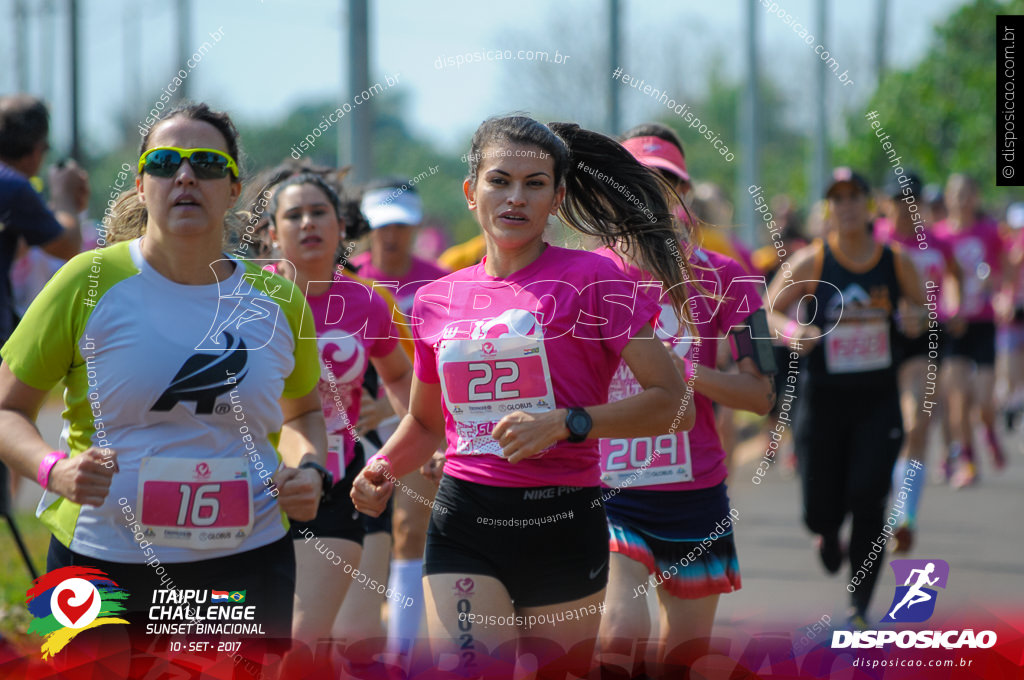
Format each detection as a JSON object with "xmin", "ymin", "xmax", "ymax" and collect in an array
[{"xmin": 151, "ymin": 332, "xmax": 248, "ymax": 415}]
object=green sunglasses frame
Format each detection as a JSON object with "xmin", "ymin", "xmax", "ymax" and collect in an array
[{"xmin": 138, "ymin": 146, "xmax": 240, "ymax": 179}]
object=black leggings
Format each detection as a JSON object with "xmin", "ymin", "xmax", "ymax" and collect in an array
[{"xmin": 793, "ymin": 379, "xmax": 903, "ymax": 614}]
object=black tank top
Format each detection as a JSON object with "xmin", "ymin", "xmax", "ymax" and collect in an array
[{"xmin": 801, "ymin": 239, "xmax": 902, "ymax": 387}]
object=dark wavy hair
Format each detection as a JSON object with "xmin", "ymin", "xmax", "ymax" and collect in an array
[
  {"xmin": 245, "ymin": 161, "xmax": 368, "ymax": 267},
  {"xmin": 267, "ymin": 172, "xmax": 344, "ymax": 225}
]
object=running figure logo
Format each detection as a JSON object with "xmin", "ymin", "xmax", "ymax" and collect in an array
[{"xmin": 881, "ymin": 559, "xmax": 949, "ymax": 623}]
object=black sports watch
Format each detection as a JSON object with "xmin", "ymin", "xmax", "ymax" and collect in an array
[
  {"xmin": 565, "ymin": 408, "xmax": 593, "ymax": 443},
  {"xmin": 299, "ymin": 461, "xmax": 334, "ymax": 502}
]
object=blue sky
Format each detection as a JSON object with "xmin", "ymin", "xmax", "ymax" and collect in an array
[{"xmin": 4, "ymin": 0, "xmax": 966, "ymax": 155}]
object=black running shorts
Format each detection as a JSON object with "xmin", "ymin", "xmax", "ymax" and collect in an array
[{"xmin": 424, "ymin": 475, "xmax": 608, "ymax": 607}]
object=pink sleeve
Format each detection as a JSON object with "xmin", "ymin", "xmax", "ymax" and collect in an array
[
  {"xmin": 413, "ymin": 339, "xmax": 439, "ymax": 383},
  {"xmin": 585, "ymin": 249, "xmax": 662, "ymax": 351},
  {"xmin": 716, "ymin": 260, "xmax": 765, "ymax": 332},
  {"xmin": 989, "ymin": 223, "xmax": 1006, "ymax": 262},
  {"xmin": 978, "ymin": 222, "xmax": 1004, "ymax": 279},
  {"xmin": 593, "ymin": 272, "xmax": 661, "ymax": 356},
  {"xmin": 411, "ymin": 295, "xmax": 440, "ymax": 383}
]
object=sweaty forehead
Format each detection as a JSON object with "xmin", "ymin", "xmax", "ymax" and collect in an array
[{"xmin": 148, "ymin": 117, "xmax": 229, "ymax": 153}]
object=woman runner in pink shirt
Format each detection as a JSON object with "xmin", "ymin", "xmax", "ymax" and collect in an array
[
  {"xmin": 265, "ymin": 172, "xmax": 413, "ymax": 654},
  {"xmin": 874, "ymin": 173, "xmax": 961, "ymax": 551},
  {"xmin": 352, "ymin": 180, "xmax": 449, "ymax": 651},
  {"xmin": 935, "ymin": 174, "xmax": 1010, "ymax": 486},
  {"xmin": 351, "ymin": 115, "xmax": 695, "ymax": 676},
  {"xmin": 595, "ymin": 128, "xmax": 777, "ymax": 674}
]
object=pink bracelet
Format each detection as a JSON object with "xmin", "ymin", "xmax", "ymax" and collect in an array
[
  {"xmin": 37, "ymin": 451, "xmax": 68, "ymax": 490},
  {"xmin": 783, "ymin": 320, "xmax": 801, "ymax": 340},
  {"xmin": 368, "ymin": 453, "xmax": 392, "ymax": 470},
  {"xmin": 682, "ymin": 357, "xmax": 697, "ymax": 383}
]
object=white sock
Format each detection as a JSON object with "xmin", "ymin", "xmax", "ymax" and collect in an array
[
  {"xmin": 892, "ymin": 457, "xmax": 907, "ymax": 492},
  {"xmin": 387, "ymin": 558, "xmax": 424, "ymax": 652}
]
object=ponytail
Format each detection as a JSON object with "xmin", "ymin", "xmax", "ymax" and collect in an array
[
  {"xmin": 104, "ymin": 187, "xmax": 148, "ymax": 244},
  {"xmin": 547, "ymin": 122, "xmax": 695, "ymax": 318},
  {"xmin": 466, "ymin": 115, "xmax": 697, "ymax": 318}
]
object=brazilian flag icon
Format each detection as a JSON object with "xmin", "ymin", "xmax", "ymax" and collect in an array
[{"xmin": 229, "ymin": 591, "xmax": 246, "ymax": 603}]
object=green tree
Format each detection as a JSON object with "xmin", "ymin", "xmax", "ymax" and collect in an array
[
  {"xmin": 645, "ymin": 57, "xmax": 809, "ymax": 237},
  {"xmin": 836, "ymin": 0, "xmax": 1023, "ymax": 200}
]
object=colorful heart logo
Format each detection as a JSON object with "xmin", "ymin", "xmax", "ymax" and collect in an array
[
  {"xmin": 29, "ymin": 568, "xmax": 127, "ymax": 658},
  {"xmin": 56, "ymin": 588, "xmax": 95, "ymax": 626}
]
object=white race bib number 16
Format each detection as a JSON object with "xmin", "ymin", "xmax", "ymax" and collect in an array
[{"xmin": 138, "ymin": 457, "xmax": 254, "ymax": 550}]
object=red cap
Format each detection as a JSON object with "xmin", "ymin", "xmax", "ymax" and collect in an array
[{"xmin": 621, "ymin": 136, "xmax": 690, "ymax": 183}]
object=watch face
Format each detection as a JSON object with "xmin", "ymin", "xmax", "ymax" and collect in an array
[{"xmin": 569, "ymin": 411, "xmax": 590, "ymax": 435}]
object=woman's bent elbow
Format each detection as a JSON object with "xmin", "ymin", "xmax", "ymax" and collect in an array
[{"xmin": 661, "ymin": 387, "xmax": 695, "ymax": 433}]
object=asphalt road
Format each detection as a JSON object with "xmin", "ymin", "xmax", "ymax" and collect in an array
[{"xmin": 719, "ymin": 424, "xmax": 1024, "ymax": 636}]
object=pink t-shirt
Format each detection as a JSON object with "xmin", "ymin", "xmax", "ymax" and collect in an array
[
  {"xmin": 299, "ymin": 270, "xmax": 399, "ymax": 480},
  {"xmin": 729, "ymin": 236, "xmax": 757, "ymax": 275},
  {"xmin": 350, "ymin": 252, "xmax": 449, "ymax": 316},
  {"xmin": 1005, "ymin": 228, "xmax": 1024, "ymax": 308},
  {"xmin": 595, "ymin": 246, "xmax": 765, "ymax": 491},
  {"xmin": 934, "ymin": 217, "xmax": 1003, "ymax": 321},
  {"xmin": 875, "ymin": 218, "xmax": 955, "ymax": 320},
  {"xmin": 411, "ymin": 244, "xmax": 660, "ymax": 488}
]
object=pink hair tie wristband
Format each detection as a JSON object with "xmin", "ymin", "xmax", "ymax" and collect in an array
[
  {"xmin": 368, "ymin": 453, "xmax": 392, "ymax": 471},
  {"xmin": 682, "ymin": 357, "xmax": 697, "ymax": 383},
  {"xmin": 783, "ymin": 320, "xmax": 801, "ymax": 342},
  {"xmin": 37, "ymin": 451, "xmax": 68, "ymax": 490}
]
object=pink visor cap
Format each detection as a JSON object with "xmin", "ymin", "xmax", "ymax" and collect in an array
[{"xmin": 621, "ymin": 136, "xmax": 690, "ymax": 183}]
